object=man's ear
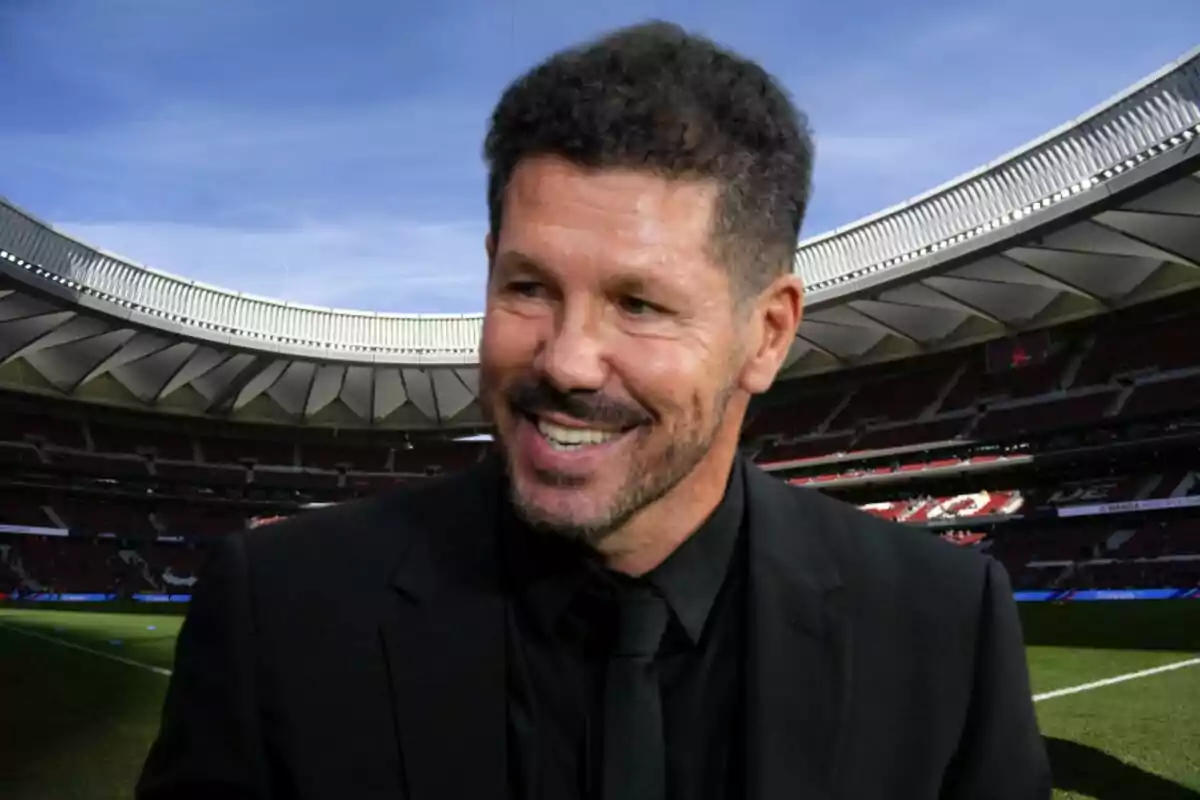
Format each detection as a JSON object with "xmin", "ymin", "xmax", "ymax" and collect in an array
[
  {"xmin": 485, "ymin": 233, "xmax": 496, "ymax": 273},
  {"xmin": 738, "ymin": 274, "xmax": 804, "ymax": 396}
]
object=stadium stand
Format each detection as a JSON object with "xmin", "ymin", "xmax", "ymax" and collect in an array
[
  {"xmin": 2, "ymin": 41, "xmax": 1197, "ymax": 606},
  {"xmin": 747, "ymin": 290, "xmax": 1200, "ymax": 460},
  {"xmin": 4, "ymin": 289, "xmax": 1200, "ymax": 600}
]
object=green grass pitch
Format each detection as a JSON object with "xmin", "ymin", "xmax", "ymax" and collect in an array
[{"xmin": 1, "ymin": 605, "xmax": 1197, "ymax": 799}]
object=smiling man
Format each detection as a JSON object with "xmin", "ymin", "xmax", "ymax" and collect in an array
[
  {"xmin": 480, "ymin": 153, "xmax": 780, "ymax": 576},
  {"xmin": 139, "ymin": 21, "xmax": 1050, "ymax": 800}
]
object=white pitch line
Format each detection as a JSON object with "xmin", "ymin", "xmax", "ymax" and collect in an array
[
  {"xmin": 1033, "ymin": 656, "xmax": 1200, "ymax": 702},
  {"xmin": 0, "ymin": 620, "xmax": 173, "ymax": 677},
  {"xmin": 2, "ymin": 618, "xmax": 1196, "ymax": 699}
]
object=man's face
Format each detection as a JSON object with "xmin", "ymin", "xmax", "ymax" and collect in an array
[{"xmin": 479, "ymin": 155, "xmax": 754, "ymax": 543}]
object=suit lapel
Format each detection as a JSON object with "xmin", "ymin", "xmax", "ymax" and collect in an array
[
  {"xmin": 744, "ymin": 463, "xmax": 852, "ymax": 800},
  {"xmin": 380, "ymin": 458, "xmax": 510, "ymax": 800}
]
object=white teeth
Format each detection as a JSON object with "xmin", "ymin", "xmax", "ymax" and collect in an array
[{"xmin": 536, "ymin": 419, "xmax": 620, "ymax": 449}]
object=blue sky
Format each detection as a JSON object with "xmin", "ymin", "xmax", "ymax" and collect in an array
[{"xmin": 1, "ymin": 0, "xmax": 1197, "ymax": 314}]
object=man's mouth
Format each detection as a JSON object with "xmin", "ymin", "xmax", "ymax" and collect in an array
[
  {"xmin": 518, "ymin": 411, "xmax": 636, "ymax": 452},
  {"xmin": 536, "ymin": 419, "xmax": 620, "ymax": 451}
]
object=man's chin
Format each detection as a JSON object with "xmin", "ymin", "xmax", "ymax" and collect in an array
[{"xmin": 509, "ymin": 475, "xmax": 623, "ymax": 541}]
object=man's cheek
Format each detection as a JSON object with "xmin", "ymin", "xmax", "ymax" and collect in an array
[{"xmin": 617, "ymin": 351, "xmax": 708, "ymax": 406}]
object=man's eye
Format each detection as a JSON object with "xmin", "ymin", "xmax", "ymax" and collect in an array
[
  {"xmin": 506, "ymin": 281, "xmax": 544, "ymax": 298},
  {"xmin": 619, "ymin": 296, "xmax": 660, "ymax": 316}
]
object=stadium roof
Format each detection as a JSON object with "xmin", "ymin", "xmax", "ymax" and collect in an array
[{"xmin": 2, "ymin": 47, "xmax": 1199, "ymax": 429}]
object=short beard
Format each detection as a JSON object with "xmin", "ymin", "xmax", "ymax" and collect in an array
[{"xmin": 507, "ymin": 379, "xmax": 736, "ymax": 546}]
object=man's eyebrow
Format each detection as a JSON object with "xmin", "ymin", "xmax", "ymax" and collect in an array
[
  {"xmin": 494, "ymin": 250, "xmax": 550, "ymax": 276},
  {"xmin": 494, "ymin": 252, "xmax": 682, "ymax": 300},
  {"xmin": 607, "ymin": 269, "xmax": 691, "ymax": 302},
  {"xmin": 608, "ymin": 274, "xmax": 653, "ymax": 296}
]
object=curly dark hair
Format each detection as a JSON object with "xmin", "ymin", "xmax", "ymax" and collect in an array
[{"xmin": 483, "ymin": 20, "xmax": 814, "ymax": 297}]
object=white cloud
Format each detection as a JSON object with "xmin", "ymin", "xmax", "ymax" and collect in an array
[
  {"xmin": 7, "ymin": 0, "xmax": 1198, "ymax": 316},
  {"xmin": 5, "ymin": 97, "xmax": 493, "ymax": 313},
  {"xmin": 785, "ymin": 3, "xmax": 1200, "ymax": 231},
  {"xmin": 2, "ymin": 98, "xmax": 487, "ymax": 211}
]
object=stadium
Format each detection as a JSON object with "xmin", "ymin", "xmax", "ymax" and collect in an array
[{"xmin": 2, "ymin": 43, "xmax": 1200, "ymax": 800}]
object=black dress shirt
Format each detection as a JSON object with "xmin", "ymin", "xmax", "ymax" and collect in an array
[{"xmin": 502, "ymin": 460, "xmax": 747, "ymax": 800}]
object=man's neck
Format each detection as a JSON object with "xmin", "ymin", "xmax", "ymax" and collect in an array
[{"xmin": 597, "ymin": 437, "xmax": 741, "ymax": 578}]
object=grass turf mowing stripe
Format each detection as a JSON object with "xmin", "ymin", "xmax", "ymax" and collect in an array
[
  {"xmin": 3, "ymin": 616, "xmax": 1194, "ymax": 705},
  {"xmin": 1033, "ymin": 656, "xmax": 1200, "ymax": 702},
  {"xmin": 0, "ymin": 620, "xmax": 173, "ymax": 677}
]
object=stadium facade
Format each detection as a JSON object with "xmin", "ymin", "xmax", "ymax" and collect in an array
[
  {"xmin": 1, "ymin": 48, "xmax": 1200, "ymax": 603},
  {"xmin": 0, "ymin": 48, "xmax": 1198, "ymax": 430}
]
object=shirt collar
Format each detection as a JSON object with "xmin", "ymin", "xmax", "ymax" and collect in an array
[
  {"xmin": 502, "ymin": 458, "xmax": 746, "ymax": 646},
  {"xmin": 644, "ymin": 457, "xmax": 745, "ymax": 644}
]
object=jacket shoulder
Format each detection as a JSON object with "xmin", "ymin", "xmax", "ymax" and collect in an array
[{"xmin": 237, "ymin": 458, "xmax": 502, "ymax": 590}]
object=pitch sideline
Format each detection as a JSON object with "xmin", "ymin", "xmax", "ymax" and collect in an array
[
  {"xmin": 1032, "ymin": 655, "xmax": 1200, "ymax": 702},
  {"xmin": 0, "ymin": 619, "xmax": 173, "ymax": 677},
  {"xmin": 3, "ymin": 618, "xmax": 1197, "ymax": 700}
]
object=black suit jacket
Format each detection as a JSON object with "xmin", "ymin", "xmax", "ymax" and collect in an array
[{"xmin": 138, "ymin": 458, "xmax": 1050, "ymax": 800}]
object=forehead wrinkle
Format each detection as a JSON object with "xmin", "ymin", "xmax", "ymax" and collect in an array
[
  {"xmin": 506, "ymin": 223, "xmax": 723, "ymax": 309},
  {"xmin": 496, "ymin": 158, "xmax": 735, "ymax": 307},
  {"xmin": 508, "ymin": 157, "xmax": 716, "ymax": 237}
]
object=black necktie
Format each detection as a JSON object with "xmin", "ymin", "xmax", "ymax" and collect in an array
[{"xmin": 602, "ymin": 586, "xmax": 669, "ymax": 800}]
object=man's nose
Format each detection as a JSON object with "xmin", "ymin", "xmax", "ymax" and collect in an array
[{"xmin": 536, "ymin": 310, "xmax": 608, "ymax": 393}]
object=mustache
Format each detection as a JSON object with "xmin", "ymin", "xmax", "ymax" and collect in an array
[{"xmin": 506, "ymin": 378, "xmax": 652, "ymax": 429}]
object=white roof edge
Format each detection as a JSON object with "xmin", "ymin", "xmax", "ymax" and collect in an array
[
  {"xmin": 3, "ymin": 200, "xmax": 486, "ymax": 322},
  {"xmin": 796, "ymin": 44, "xmax": 1200, "ymax": 251},
  {"xmin": 3, "ymin": 45, "xmax": 1197, "ymax": 339}
]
